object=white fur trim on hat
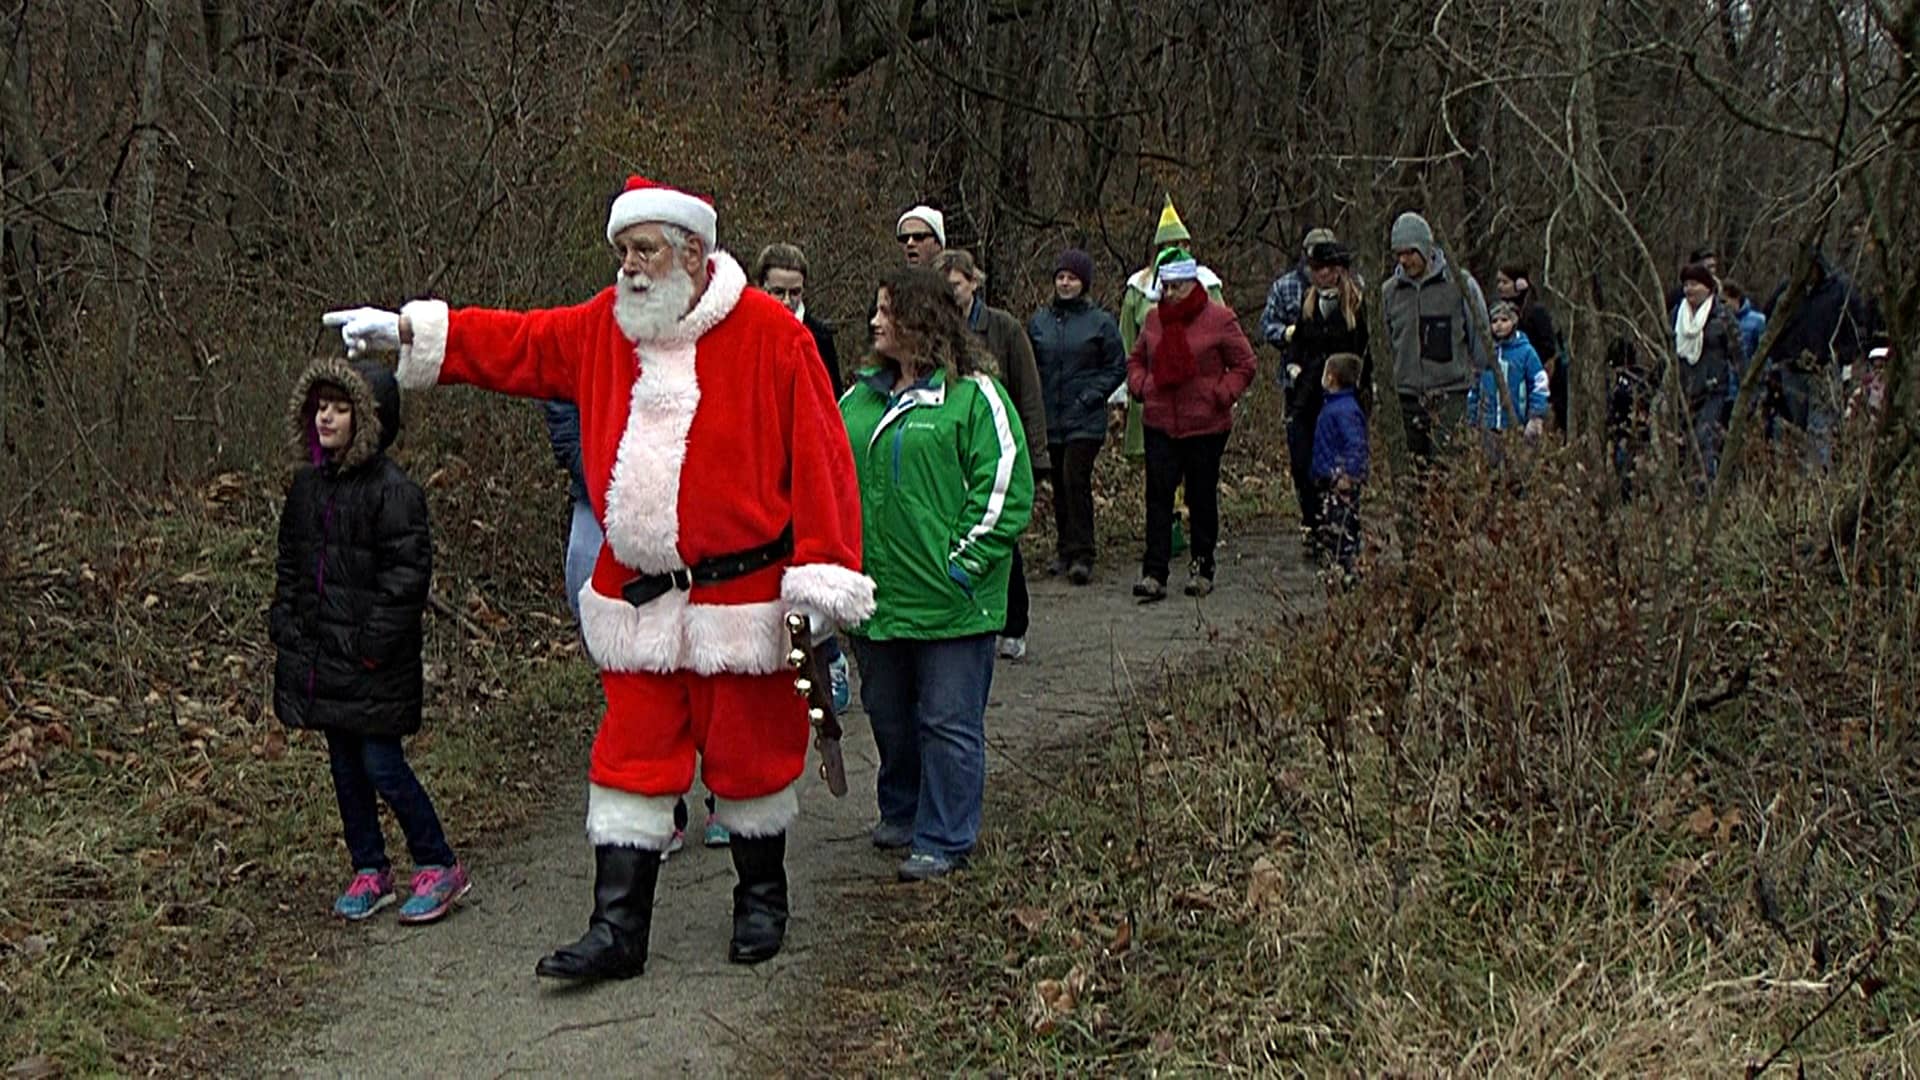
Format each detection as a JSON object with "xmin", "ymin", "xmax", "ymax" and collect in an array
[
  {"xmin": 607, "ymin": 179, "xmax": 718, "ymax": 250},
  {"xmin": 712, "ymin": 784, "xmax": 799, "ymax": 838},
  {"xmin": 396, "ymin": 299, "xmax": 449, "ymax": 390},
  {"xmin": 585, "ymin": 783, "xmax": 678, "ymax": 849},
  {"xmin": 780, "ymin": 563, "xmax": 876, "ymax": 630},
  {"xmin": 897, "ymin": 205, "xmax": 945, "ymax": 246}
]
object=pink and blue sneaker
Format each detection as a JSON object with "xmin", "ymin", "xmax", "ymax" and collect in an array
[
  {"xmin": 333, "ymin": 868, "xmax": 395, "ymax": 921},
  {"xmin": 397, "ymin": 863, "xmax": 471, "ymax": 925}
]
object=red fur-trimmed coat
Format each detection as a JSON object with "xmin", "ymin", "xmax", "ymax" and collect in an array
[{"xmin": 395, "ymin": 252, "xmax": 874, "ymax": 674}]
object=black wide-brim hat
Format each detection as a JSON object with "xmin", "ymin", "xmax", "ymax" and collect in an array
[{"xmin": 1306, "ymin": 240, "xmax": 1352, "ymax": 267}]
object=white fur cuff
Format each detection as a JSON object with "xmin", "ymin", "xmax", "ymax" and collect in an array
[
  {"xmin": 585, "ymin": 783, "xmax": 678, "ymax": 850},
  {"xmin": 712, "ymin": 784, "xmax": 799, "ymax": 838},
  {"xmin": 396, "ymin": 299, "xmax": 449, "ymax": 390},
  {"xmin": 780, "ymin": 563, "xmax": 876, "ymax": 630}
]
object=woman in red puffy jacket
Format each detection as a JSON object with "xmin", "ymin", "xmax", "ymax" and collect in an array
[{"xmin": 1124, "ymin": 248, "xmax": 1258, "ymax": 601}]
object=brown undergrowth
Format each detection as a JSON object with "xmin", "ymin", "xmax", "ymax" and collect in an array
[
  {"xmin": 792, "ymin": 424, "xmax": 1919, "ymax": 1075},
  {"xmin": 0, "ymin": 412, "xmax": 598, "ymax": 1074}
]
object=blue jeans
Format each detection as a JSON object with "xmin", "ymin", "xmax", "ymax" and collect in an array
[
  {"xmin": 564, "ymin": 498, "xmax": 603, "ymax": 623},
  {"xmin": 325, "ymin": 732, "xmax": 456, "ymax": 871},
  {"xmin": 853, "ymin": 634, "xmax": 996, "ymax": 859}
]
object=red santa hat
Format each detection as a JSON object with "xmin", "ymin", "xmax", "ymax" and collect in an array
[{"xmin": 606, "ymin": 175, "xmax": 718, "ymax": 250}]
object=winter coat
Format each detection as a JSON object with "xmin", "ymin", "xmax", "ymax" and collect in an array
[
  {"xmin": 1125, "ymin": 296, "xmax": 1259, "ymax": 438},
  {"xmin": 1516, "ymin": 296, "xmax": 1560, "ymax": 371},
  {"xmin": 802, "ymin": 309, "xmax": 843, "ymax": 395},
  {"xmin": 1027, "ymin": 296, "xmax": 1126, "ymax": 445},
  {"xmin": 1674, "ymin": 299, "xmax": 1743, "ymax": 412},
  {"xmin": 270, "ymin": 358, "xmax": 431, "ymax": 738},
  {"xmin": 967, "ymin": 297, "xmax": 1052, "ymax": 473},
  {"xmin": 839, "ymin": 367, "xmax": 1034, "ymax": 642},
  {"xmin": 1283, "ymin": 294, "xmax": 1373, "ymax": 420},
  {"xmin": 1763, "ymin": 252, "xmax": 1871, "ymax": 371},
  {"xmin": 1735, "ymin": 301, "xmax": 1767, "ymax": 363},
  {"xmin": 1311, "ymin": 389, "xmax": 1369, "ymax": 484},
  {"xmin": 543, "ymin": 399, "xmax": 589, "ymax": 504},
  {"xmin": 1382, "ymin": 246, "xmax": 1490, "ymax": 396},
  {"xmin": 1468, "ymin": 331, "xmax": 1551, "ymax": 430}
]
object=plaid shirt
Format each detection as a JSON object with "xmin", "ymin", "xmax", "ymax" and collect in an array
[{"xmin": 1260, "ymin": 264, "xmax": 1310, "ymax": 348}]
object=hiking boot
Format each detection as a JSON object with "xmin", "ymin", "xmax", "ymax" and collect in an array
[
  {"xmin": 897, "ymin": 852, "xmax": 959, "ymax": 882},
  {"xmin": 727, "ymin": 832, "xmax": 789, "ymax": 964},
  {"xmin": 398, "ymin": 863, "xmax": 470, "ymax": 925},
  {"xmin": 1044, "ymin": 556, "xmax": 1069, "ymax": 577},
  {"xmin": 333, "ymin": 868, "xmax": 395, "ymax": 921},
  {"xmin": 870, "ymin": 820, "xmax": 913, "ymax": 849},
  {"xmin": 704, "ymin": 817, "xmax": 732, "ymax": 848},
  {"xmin": 1184, "ymin": 563, "xmax": 1214, "ymax": 598},
  {"xmin": 997, "ymin": 636, "xmax": 1028, "ymax": 661},
  {"xmin": 827, "ymin": 653, "xmax": 852, "ymax": 714},
  {"xmin": 535, "ymin": 845, "xmax": 660, "ymax": 981},
  {"xmin": 1132, "ymin": 576, "xmax": 1167, "ymax": 602},
  {"xmin": 1066, "ymin": 561, "xmax": 1093, "ymax": 586}
]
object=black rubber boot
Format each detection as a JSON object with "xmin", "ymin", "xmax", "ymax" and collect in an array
[
  {"xmin": 535, "ymin": 844, "xmax": 660, "ymax": 981},
  {"xmin": 727, "ymin": 831, "xmax": 788, "ymax": 964}
]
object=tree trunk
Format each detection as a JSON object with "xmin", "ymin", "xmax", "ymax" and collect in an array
[{"xmin": 116, "ymin": 0, "xmax": 168, "ymax": 446}]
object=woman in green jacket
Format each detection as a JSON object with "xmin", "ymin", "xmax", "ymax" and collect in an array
[{"xmin": 841, "ymin": 266, "xmax": 1034, "ymax": 882}]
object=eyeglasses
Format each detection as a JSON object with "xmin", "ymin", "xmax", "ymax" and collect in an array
[{"xmin": 897, "ymin": 231, "xmax": 937, "ymax": 244}]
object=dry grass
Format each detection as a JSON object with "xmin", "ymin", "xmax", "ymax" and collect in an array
[{"xmin": 790, "ymin": 417, "xmax": 1920, "ymax": 1076}]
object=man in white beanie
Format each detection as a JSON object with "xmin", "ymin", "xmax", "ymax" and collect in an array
[
  {"xmin": 896, "ymin": 204, "xmax": 946, "ymax": 266},
  {"xmin": 323, "ymin": 174, "xmax": 874, "ymax": 983}
]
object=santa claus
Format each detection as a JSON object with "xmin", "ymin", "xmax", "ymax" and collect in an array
[{"xmin": 323, "ymin": 175, "xmax": 873, "ymax": 981}]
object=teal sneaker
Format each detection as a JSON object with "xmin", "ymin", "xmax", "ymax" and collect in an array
[
  {"xmin": 397, "ymin": 863, "xmax": 470, "ymax": 925},
  {"xmin": 828, "ymin": 653, "xmax": 852, "ymax": 714},
  {"xmin": 703, "ymin": 818, "xmax": 732, "ymax": 848},
  {"xmin": 333, "ymin": 868, "xmax": 395, "ymax": 921}
]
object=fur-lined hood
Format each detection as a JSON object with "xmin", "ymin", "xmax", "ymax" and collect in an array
[{"xmin": 286, "ymin": 356, "xmax": 402, "ymax": 471}]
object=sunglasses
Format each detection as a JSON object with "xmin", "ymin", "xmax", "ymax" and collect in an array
[{"xmin": 897, "ymin": 231, "xmax": 937, "ymax": 244}]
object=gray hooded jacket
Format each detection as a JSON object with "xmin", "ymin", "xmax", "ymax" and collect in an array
[{"xmin": 1382, "ymin": 213, "xmax": 1490, "ymax": 396}]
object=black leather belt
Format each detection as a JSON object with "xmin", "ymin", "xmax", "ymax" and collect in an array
[{"xmin": 620, "ymin": 525, "xmax": 794, "ymax": 607}]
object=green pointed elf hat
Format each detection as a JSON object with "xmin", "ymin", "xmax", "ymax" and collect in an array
[{"xmin": 1153, "ymin": 195, "xmax": 1192, "ymax": 247}]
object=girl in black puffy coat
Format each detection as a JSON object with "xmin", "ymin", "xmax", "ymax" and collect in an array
[{"xmin": 270, "ymin": 357, "xmax": 469, "ymax": 924}]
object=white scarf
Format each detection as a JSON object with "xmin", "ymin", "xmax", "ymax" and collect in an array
[{"xmin": 1675, "ymin": 296, "xmax": 1712, "ymax": 366}]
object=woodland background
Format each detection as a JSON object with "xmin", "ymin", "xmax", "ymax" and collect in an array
[
  {"xmin": 2, "ymin": 0, "xmax": 1918, "ymax": 1074},
  {"xmin": 2, "ymin": 0, "xmax": 1913, "ymax": 499}
]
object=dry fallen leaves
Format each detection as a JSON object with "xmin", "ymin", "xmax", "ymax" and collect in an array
[
  {"xmin": 6, "ymin": 1055, "xmax": 60, "ymax": 1080},
  {"xmin": 1685, "ymin": 803, "xmax": 1718, "ymax": 838},
  {"xmin": 1027, "ymin": 965, "xmax": 1091, "ymax": 1034},
  {"xmin": 1248, "ymin": 854, "xmax": 1286, "ymax": 911},
  {"xmin": 1008, "ymin": 906, "xmax": 1051, "ymax": 935}
]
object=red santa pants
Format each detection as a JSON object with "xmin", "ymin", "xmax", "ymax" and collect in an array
[{"xmin": 588, "ymin": 668, "xmax": 809, "ymax": 801}]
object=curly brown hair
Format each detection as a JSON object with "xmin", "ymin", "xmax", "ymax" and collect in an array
[{"xmin": 867, "ymin": 265, "xmax": 990, "ymax": 380}]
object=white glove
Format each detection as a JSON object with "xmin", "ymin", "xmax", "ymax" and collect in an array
[
  {"xmin": 322, "ymin": 307, "xmax": 402, "ymax": 358},
  {"xmin": 1107, "ymin": 383, "xmax": 1129, "ymax": 406}
]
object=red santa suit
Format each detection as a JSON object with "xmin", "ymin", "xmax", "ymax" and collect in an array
[{"xmin": 394, "ymin": 248, "xmax": 872, "ymax": 851}]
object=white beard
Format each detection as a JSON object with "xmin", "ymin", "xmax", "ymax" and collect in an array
[{"xmin": 614, "ymin": 265, "xmax": 696, "ymax": 342}]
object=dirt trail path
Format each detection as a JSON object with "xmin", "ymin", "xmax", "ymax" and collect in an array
[{"xmin": 244, "ymin": 531, "xmax": 1309, "ymax": 1077}]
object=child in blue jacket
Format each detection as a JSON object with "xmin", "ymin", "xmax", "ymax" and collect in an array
[
  {"xmin": 1311, "ymin": 353, "xmax": 1369, "ymax": 576},
  {"xmin": 1469, "ymin": 302, "xmax": 1551, "ymax": 436}
]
